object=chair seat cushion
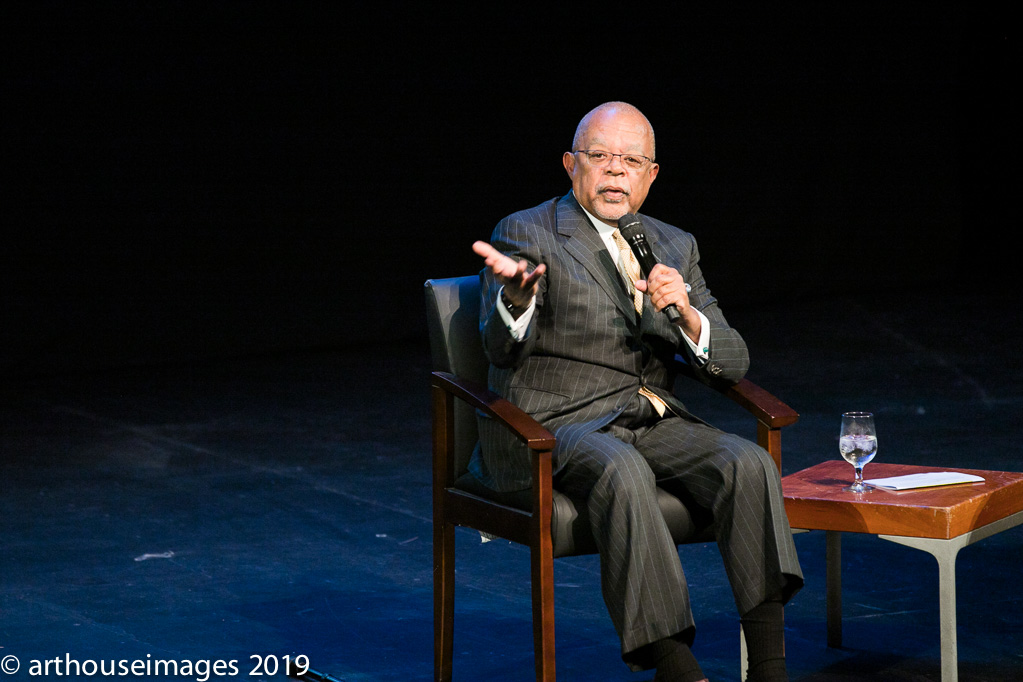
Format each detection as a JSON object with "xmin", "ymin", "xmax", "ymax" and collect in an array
[{"xmin": 454, "ymin": 473, "xmax": 715, "ymax": 557}]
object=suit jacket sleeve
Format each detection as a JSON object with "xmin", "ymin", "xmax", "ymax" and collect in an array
[
  {"xmin": 654, "ymin": 219, "xmax": 750, "ymax": 387},
  {"xmin": 479, "ymin": 209, "xmax": 549, "ymax": 369}
]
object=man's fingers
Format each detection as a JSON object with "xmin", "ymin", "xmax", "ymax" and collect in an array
[
  {"xmin": 473, "ymin": 241, "xmax": 544, "ymax": 289},
  {"xmin": 640, "ymin": 265, "xmax": 691, "ymax": 313},
  {"xmin": 521, "ymin": 262, "xmax": 546, "ymax": 288},
  {"xmin": 473, "ymin": 241, "xmax": 506, "ymax": 269},
  {"xmin": 474, "ymin": 240, "xmax": 519, "ymax": 278},
  {"xmin": 472, "ymin": 240, "xmax": 501, "ymax": 260}
]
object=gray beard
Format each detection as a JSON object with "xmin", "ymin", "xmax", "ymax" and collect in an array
[{"xmin": 593, "ymin": 204, "xmax": 629, "ymax": 223}]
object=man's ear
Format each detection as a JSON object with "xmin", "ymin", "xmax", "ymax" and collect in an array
[{"xmin": 562, "ymin": 151, "xmax": 576, "ymax": 178}]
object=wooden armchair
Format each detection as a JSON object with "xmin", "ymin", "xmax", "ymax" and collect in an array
[{"xmin": 425, "ymin": 275, "xmax": 798, "ymax": 681}]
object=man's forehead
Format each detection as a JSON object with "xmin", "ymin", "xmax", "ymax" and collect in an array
[{"xmin": 580, "ymin": 119, "xmax": 653, "ymax": 150}]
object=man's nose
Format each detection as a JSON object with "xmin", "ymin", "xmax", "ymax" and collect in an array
[{"xmin": 604, "ymin": 156, "xmax": 626, "ymax": 173}]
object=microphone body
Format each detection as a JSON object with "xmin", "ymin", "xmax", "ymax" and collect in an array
[{"xmin": 617, "ymin": 213, "xmax": 682, "ymax": 323}]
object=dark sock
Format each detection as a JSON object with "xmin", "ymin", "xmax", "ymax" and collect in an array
[
  {"xmin": 741, "ymin": 600, "xmax": 788, "ymax": 682},
  {"xmin": 644, "ymin": 636, "xmax": 705, "ymax": 682}
]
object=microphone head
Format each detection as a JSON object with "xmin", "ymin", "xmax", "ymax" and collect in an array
[{"xmin": 617, "ymin": 213, "xmax": 645, "ymax": 242}]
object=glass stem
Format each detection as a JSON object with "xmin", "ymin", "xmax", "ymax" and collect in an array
[{"xmin": 854, "ymin": 466, "xmax": 864, "ymax": 485}]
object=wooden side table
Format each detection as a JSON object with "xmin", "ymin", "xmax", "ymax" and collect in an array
[{"xmin": 782, "ymin": 460, "xmax": 1023, "ymax": 682}]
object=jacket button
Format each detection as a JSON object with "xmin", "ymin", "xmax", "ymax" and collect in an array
[{"xmin": 708, "ymin": 363, "xmax": 724, "ymax": 376}]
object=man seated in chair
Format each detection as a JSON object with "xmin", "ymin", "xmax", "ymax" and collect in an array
[{"xmin": 471, "ymin": 102, "xmax": 803, "ymax": 682}]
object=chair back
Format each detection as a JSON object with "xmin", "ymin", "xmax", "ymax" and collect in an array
[{"xmin": 424, "ymin": 275, "xmax": 489, "ymax": 475}]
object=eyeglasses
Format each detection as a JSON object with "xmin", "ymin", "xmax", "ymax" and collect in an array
[{"xmin": 573, "ymin": 149, "xmax": 655, "ymax": 171}]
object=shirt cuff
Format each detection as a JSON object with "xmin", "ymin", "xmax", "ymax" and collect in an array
[
  {"xmin": 495, "ymin": 286, "xmax": 535, "ymax": 341},
  {"xmin": 681, "ymin": 308, "xmax": 711, "ymax": 362}
]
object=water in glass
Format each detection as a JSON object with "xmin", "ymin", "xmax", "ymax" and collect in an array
[{"xmin": 840, "ymin": 412, "xmax": 876, "ymax": 492}]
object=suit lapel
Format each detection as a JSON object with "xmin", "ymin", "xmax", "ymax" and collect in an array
[{"xmin": 556, "ymin": 193, "xmax": 638, "ymax": 321}]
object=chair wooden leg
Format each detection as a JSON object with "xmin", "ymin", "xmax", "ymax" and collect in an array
[
  {"xmin": 757, "ymin": 421, "xmax": 783, "ymax": 473},
  {"xmin": 434, "ymin": 520, "xmax": 455, "ymax": 681},
  {"xmin": 431, "ymin": 383, "xmax": 457, "ymax": 681},
  {"xmin": 530, "ymin": 442, "xmax": 556, "ymax": 681},
  {"xmin": 531, "ymin": 542, "xmax": 556, "ymax": 681}
]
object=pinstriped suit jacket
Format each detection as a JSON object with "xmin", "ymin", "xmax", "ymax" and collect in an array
[{"xmin": 471, "ymin": 192, "xmax": 751, "ymax": 492}]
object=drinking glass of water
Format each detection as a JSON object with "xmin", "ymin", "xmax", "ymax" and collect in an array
[{"xmin": 839, "ymin": 411, "xmax": 877, "ymax": 492}]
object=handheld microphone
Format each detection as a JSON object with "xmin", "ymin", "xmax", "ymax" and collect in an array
[{"xmin": 617, "ymin": 213, "xmax": 683, "ymax": 323}]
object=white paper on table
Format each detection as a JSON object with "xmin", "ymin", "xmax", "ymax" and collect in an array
[{"xmin": 864, "ymin": 471, "xmax": 985, "ymax": 490}]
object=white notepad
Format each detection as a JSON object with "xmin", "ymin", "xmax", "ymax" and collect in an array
[{"xmin": 864, "ymin": 471, "xmax": 985, "ymax": 490}]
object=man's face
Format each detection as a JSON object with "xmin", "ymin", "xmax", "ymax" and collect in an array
[{"xmin": 563, "ymin": 109, "xmax": 659, "ymax": 225}]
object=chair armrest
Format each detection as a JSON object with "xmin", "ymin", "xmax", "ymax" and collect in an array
[
  {"xmin": 431, "ymin": 371, "xmax": 555, "ymax": 451},
  {"xmin": 723, "ymin": 379, "xmax": 799, "ymax": 429},
  {"xmin": 672, "ymin": 356, "xmax": 798, "ymax": 429},
  {"xmin": 431, "ymin": 371, "xmax": 556, "ymax": 553},
  {"xmin": 672, "ymin": 358, "xmax": 797, "ymax": 471},
  {"xmin": 714, "ymin": 378, "xmax": 798, "ymax": 471}
]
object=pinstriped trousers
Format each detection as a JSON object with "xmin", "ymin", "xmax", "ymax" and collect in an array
[{"xmin": 552, "ymin": 395, "xmax": 803, "ymax": 668}]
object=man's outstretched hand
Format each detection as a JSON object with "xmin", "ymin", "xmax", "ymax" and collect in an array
[{"xmin": 473, "ymin": 241, "xmax": 545, "ymax": 309}]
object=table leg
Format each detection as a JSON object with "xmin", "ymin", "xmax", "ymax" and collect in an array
[
  {"xmin": 879, "ymin": 510, "xmax": 1023, "ymax": 682},
  {"xmin": 740, "ymin": 625, "xmax": 747, "ymax": 681},
  {"xmin": 878, "ymin": 534, "xmax": 964, "ymax": 682},
  {"xmin": 826, "ymin": 530, "xmax": 842, "ymax": 648},
  {"xmin": 936, "ymin": 542, "xmax": 959, "ymax": 682}
]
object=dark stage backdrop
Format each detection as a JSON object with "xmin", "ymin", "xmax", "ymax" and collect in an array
[{"xmin": 2, "ymin": 4, "xmax": 1009, "ymax": 373}]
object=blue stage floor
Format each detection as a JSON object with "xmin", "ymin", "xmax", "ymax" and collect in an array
[{"xmin": 2, "ymin": 291, "xmax": 1020, "ymax": 681}]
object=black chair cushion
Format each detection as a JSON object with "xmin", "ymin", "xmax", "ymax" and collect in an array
[{"xmin": 454, "ymin": 473, "xmax": 714, "ymax": 557}]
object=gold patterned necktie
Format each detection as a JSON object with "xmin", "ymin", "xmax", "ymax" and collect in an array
[
  {"xmin": 611, "ymin": 229, "xmax": 667, "ymax": 417},
  {"xmin": 612, "ymin": 228, "xmax": 644, "ymax": 315}
]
